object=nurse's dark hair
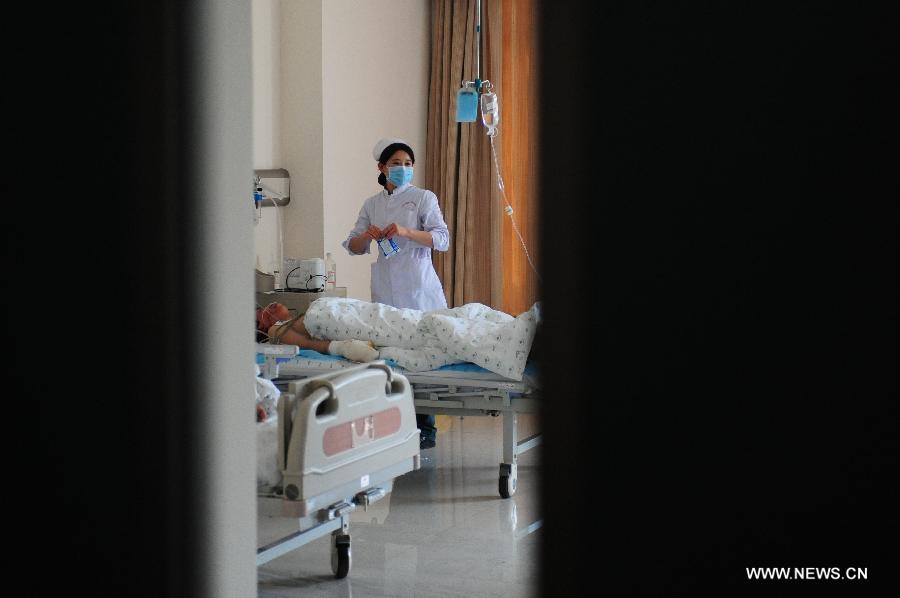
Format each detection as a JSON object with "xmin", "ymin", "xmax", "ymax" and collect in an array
[{"xmin": 377, "ymin": 142, "xmax": 415, "ymax": 187}]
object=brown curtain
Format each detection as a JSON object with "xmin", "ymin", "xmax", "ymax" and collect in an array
[
  {"xmin": 426, "ymin": 0, "xmax": 539, "ymax": 313},
  {"xmin": 499, "ymin": 0, "xmax": 539, "ymax": 315},
  {"xmin": 426, "ymin": 0, "xmax": 503, "ymax": 309}
]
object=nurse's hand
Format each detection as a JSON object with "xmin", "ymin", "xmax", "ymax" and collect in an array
[
  {"xmin": 382, "ymin": 223, "xmax": 408, "ymax": 239},
  {"xmin": 364, "ymin": 225, "xmax": 383, "ymax": 241}
]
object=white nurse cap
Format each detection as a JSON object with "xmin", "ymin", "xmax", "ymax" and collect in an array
[{"xmin": 372, "ymin": 137, "xmax": 409, "ymax": 161}]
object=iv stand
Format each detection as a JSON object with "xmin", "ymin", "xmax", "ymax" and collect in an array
[
  {"xmin": 475, "ymin": 0, "xmax": 481, "ymax": 88},
  {"xmin": 463, "ymin": 0, "xmax": 483, "ymax": 93}
]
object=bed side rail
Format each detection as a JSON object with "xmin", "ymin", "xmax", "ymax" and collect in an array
[{"xmin": 276, "ymin": 361, "xmax": 420, "ymax": 514}]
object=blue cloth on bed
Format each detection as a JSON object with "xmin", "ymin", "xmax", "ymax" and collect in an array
[
  {"xmin": 257, "ymin": 348, "xmax": 537, "ymax": 377},
  {"xmin": 297, "ymin": 349, "xmax": 401, "ymax": 368}
]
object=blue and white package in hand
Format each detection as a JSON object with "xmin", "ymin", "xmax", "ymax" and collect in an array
[{"xmin": 377, "ymin": 236, "xmax": 401, "ymax": 259}]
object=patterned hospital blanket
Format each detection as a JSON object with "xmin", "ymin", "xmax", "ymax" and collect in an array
[{"xmin": 302, "ymin": 298, "xmax": 541, "ymax": 381}]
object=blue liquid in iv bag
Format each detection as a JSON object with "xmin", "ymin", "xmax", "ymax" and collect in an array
[{"xmin": 456, "ymin": 86, "xmax": 478, "ymax": 122}]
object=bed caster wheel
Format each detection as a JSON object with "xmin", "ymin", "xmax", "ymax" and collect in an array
[
  {"xmin": 499, "ymin": 474, "xmax": 517, "ymax": 498},
  {"xmin": 499, "ymin": 475, "xmax": 516, "ymax": 498},
  {"xmin": 331, "ymin": 533, "xmax": 351, "ymax": 579},
  {"xmin": 499, "ymin": 463, "xmax": 517, "ymax": 498}
]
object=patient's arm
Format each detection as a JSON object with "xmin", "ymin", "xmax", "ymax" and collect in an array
[
  {"xmin": 268, "ymin": 316, "xmax": 331, "ymax": 353},
  {"xmin": 268, "ymin": 316, "xmax": 378, "ymax": 362}
]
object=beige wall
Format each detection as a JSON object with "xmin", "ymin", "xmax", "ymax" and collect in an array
[
  {"xmin": 252, "ymin": 0, "xmax": 282, "ymax": 168},
  {"xmin": 252, "ymin": 0, "xmax": 431, "ymax": 301},
  {"xmin": 322, "ymin": 0, "xmax": 431, "ymax": 301},
  {"xmin": 251, "ymin": 0, "xmax": 284, "ymax": 271}
]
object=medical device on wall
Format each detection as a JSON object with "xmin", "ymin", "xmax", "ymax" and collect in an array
[
  {"xmin": 253, "ymin": 169, "xmax": 291, "ymax": 208},
  {"xmin": 282, "ymin": 257, "xmax": 326, "ymax": 291},
  {"xmin": 253, "ymin": 168, "xmax": 291, "ymax": 287},
  {"xmin": 252, "ymin": 169, "xmax": 290, "ymax": 225}
]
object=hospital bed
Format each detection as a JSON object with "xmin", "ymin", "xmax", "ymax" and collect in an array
[
  {"xmin": 260, "ymin": 346, "xmax": 541, "ymax": 499},
  {"xmin": 256, "ymin": 347, "xmax": 421, "ymax": 579}
]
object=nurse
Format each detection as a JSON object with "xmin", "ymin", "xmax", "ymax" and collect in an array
[
  {"xmin": 343, "ymin": 137, "xmax": 450, "ymax": 448},
  {"xmin": 343, "ymin": 138, "xmax": 449, "ymax": 311}
]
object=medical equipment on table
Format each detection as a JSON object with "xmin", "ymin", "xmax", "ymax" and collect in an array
[
  {"xmin": 269, "ymin": 349, "xmax": 541, "ymax": 499},
  {"xmin": 325, "ymin": 252, "xmax": 337, "ymax": 290},
  {"xmin": 256, "ymin": 350, "xmax": 421, "ymax": 579},
  {"xmin": 283, "ymin": 257, "xmax": 327, "ymax": 291}
]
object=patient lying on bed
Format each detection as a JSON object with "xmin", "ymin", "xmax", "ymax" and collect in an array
[
  {"xmin": 258, "ymin": 302, "xmax": 380, "ymax": 362},
  {"xmin": 260, "ymin": 297, "xmax": 541, "ymax": 381}
]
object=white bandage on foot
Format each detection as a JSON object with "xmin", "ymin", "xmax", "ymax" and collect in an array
[{"xmin": 328, "ymin": 339, "xmax": 379, "ymax": 363}]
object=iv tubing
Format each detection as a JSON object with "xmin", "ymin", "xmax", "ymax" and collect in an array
[
  {"xmin": 467, "ymin": 1, "xmax": 540, "ymax": 281},
  {"xmin": 488, "ymin": 133, "xmax": 541, "ymax": 282}
]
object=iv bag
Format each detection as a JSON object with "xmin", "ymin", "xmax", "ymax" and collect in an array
[
  {"xmin": 456, "ymin": 85, "xmax": 478, "ymax": 122},
  {"xmin": 481, "ymin": 91, "xmax": 499, "ymax": 132}
]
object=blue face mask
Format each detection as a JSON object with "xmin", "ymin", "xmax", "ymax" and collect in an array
[{"xmin": 387, "ymin": 165, "xmax": 413, "ymax": 187}]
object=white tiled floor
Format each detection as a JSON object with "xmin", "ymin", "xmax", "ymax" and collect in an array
[{"xmin": 257, "ymin": 414, "xmax": 541, "ymax": 597}]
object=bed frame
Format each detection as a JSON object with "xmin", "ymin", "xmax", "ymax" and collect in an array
[
  {"xmin": 256, "ymin": 358, "xmax": 420, "ymax": 578},
  {"xmin": 267, "ymin": 350, "xmax": 541, "ymax": 498}
]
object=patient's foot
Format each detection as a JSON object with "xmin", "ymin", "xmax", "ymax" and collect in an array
[{"xmin": 328, "ymin": 339, "xmax": 379, "ymax": 362}]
